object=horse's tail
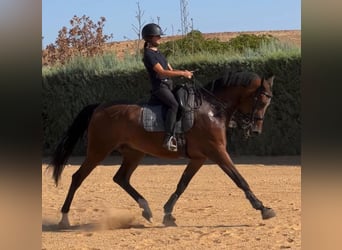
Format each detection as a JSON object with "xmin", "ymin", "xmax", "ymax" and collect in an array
[{"xmin": 49, "ymin": 103, "xmax": 99, "ymax": 186}]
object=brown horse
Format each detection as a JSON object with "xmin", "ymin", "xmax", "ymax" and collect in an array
[{"xmin": 49, "ymin": 71, "xmax": 276, "ymax": 227}]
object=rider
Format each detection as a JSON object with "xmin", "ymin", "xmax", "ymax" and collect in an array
[{"xmin": 142, "ymin": 23, "xmax": 193, "ymax": 152}]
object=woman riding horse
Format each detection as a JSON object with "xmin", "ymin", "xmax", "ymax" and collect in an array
[{"xmin": 50, "ymin": 68, "xmax": 276, "ymax": 228}]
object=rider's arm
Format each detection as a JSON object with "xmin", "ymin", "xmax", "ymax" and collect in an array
[{"xmin": 153, "ymin": 63, "xmax": 192, "ymax": 79}]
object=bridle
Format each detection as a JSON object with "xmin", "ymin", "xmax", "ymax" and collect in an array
[
  {"xmin": 193, "ymin": 76, "xmax": 273, "ymax": 138},
  {"xmin": 232, "ymin": 79, "xmax": 273, "ymax": 138}
]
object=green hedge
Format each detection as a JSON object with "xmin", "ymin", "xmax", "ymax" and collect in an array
[
  {"xmin": 42, "ymin": 54, "xmax": 300, "ymax": 156},
  {"xmin": 159, "ymin": 31, "xmax": 278, "ymax": 57}
]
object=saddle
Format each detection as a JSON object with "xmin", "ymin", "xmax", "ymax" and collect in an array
[{"xmin": 141, "ymin": 84, "xmax": 197, "ymax": 152}]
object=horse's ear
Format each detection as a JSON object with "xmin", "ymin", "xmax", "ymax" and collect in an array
[{"xmin": 266, "ymin": 75, "xmax": 275, "ymax": 87}]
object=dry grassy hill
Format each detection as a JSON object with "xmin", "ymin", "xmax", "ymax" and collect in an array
[{"xmin": 106, "ymin": 30, "xmax": 301, "ymax": 59}]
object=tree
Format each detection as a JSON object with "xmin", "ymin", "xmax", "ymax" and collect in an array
[
  {"xmin": 131, "ymin": 2, "xmax": 146, "ymax": 57},
  {"xmin": 43, "ymin": 15, "xmax": 113, "ymax": 66}
]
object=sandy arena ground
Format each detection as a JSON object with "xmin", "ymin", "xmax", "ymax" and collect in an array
[{"xmin": 42, "ymin": 156, "xmax": 301, "ymax": 249}]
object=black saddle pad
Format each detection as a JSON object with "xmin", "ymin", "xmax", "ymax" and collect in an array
[{"xmin": 141, "ymin": 105, "xmax": 194, "ymax": 133}]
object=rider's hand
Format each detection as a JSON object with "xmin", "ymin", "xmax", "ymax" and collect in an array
[{"xmin": 183, "ymin": 70, "xmax": 193, "ymax": 79}]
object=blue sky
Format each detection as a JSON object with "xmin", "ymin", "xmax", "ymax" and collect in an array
[{"xmin": 42, "ymin": 0, "xmax": 301, "ymax": 48}]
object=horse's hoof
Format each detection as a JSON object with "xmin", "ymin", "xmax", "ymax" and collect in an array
[
  {"xmin": 58, "ymin": 221, "xmax": 70, "ymax": 229},
  {"xmin": 58, "ymin": 213, "xmax": 70, "ymax": 228},
  {"xmin": 163, "ymin": 214, "xmax": 177, "ymax": 227},
  {"xmin": 261, "ymin": 207, "xmax": 276, "ymax": 220},
  {"xmin": 142, "ymin": 211, "xmax": 153, "ymax": 223}
]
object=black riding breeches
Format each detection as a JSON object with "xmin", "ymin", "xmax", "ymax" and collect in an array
[{"xmin": 153, "ymin": 85, "xmax": 179, "ymax": 135}]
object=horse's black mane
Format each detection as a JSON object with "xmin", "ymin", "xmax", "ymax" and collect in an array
[
  {"xmin": 203, "ymin": 70, "xmax": 260, "ymax": 92},
  {"xmin": 192, "ymin": 70, "xmax": 260, "ymax": 117}
]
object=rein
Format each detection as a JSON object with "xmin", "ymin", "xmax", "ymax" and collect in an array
[
  {"xmin": 192, "ymin": 77, "xmax": 231, "ymax": 113},
  {"xmin": 200, "ymin": 85, "xmax": 230, "ymax": 112}
]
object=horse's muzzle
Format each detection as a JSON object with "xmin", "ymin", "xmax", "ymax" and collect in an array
[
  {"xmin": 252, "ymin": 119, "xmax": 263, "ymax": 135},
  {"xmin": 252, "ymin": 126, "xmax": 262, "ymax": 135}
]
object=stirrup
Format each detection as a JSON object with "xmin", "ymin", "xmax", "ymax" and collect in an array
[{"xmin": 163, "ymin": 136, "xmax": 178, "ymax": 152}]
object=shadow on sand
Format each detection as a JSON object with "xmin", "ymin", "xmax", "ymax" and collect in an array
[
  {"xmin": 42, "ymin": 222, "xmax": 145, "ymax": 232},
  {"xmin": 42, "ymin": 155, "xmax": 300, "ymax": 167},
  {"xmin": 42, "ymin": 222, "xmax": 251, "ymax": 232}
]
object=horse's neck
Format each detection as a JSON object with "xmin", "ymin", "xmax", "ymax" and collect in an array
[
  {"xmin": 199, "ymin": 95, "xmax": 235, "ymax": 120},
  {"xmin": 210, "ymin": 88, "xmax": 237, "ymax": 111}
]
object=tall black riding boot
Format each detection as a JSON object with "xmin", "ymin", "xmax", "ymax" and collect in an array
[{"xmin": 163, "ymin": 109, "xmax": 177, "ymax": 151}]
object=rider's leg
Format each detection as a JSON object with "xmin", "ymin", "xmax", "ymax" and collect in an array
[{"xmin": 153, "ymin": 85, "xmax": 179, "ymax": 151}]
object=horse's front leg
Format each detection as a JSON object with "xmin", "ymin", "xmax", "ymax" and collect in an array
[
  {"xmin": 210, "ymin": 146, "xmax": 276, "ymax": 220},
  {"xmin": 163, "ymin": 158, "xmax": 206, "ymax": 226}
]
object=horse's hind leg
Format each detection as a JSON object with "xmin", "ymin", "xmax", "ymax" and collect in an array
[
  {"xmin": 209, "ymin": 146, "xmax": 276, "ymax": 220},
  {"xmin": 58, "ymin": 152, "xmax": 106, "ymax": 228},
  {"xmin": 163, "ymin": 158, "xmax": 206, "ymax": 226},
  {"xmin": 112, "ymin": 148, "xmax": 153, "ymax": 222}
]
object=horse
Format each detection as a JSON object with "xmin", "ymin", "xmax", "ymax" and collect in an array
[{"xmin": 49, "ymin": 70, "xmax": 276, "ymax": 228}]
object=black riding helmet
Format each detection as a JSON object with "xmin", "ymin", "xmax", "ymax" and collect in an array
[{"xmin": 142, "ymin": 23, "xmax": 165, "ymax": 40}]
